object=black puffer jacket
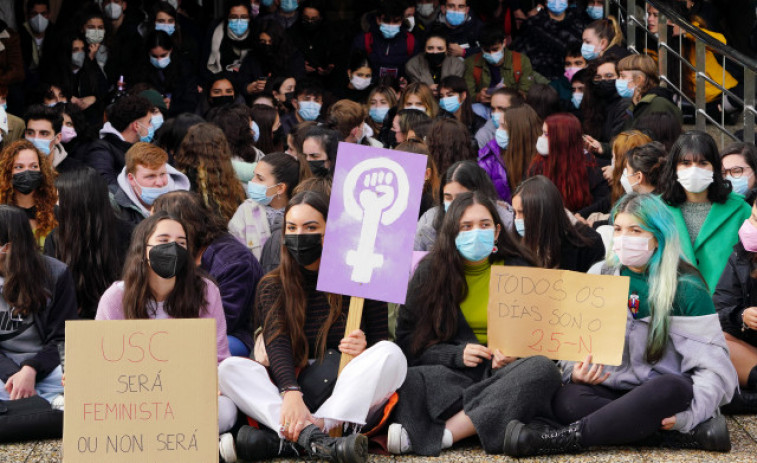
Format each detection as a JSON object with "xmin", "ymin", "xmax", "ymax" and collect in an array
[{"xmin": 713, "ymin": 241, "xmax": 757, "ymax": 343}]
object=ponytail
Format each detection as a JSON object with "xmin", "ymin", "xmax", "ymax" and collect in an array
[{"xmin": 587, "ymin": 16, "xmax": 624, "ymax": 51}]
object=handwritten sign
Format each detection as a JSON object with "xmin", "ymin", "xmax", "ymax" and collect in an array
[
  {"xmin": 63, "ymin": 319, "xmax": 218, "ymax": 463},
  {"xmin": 317, "ymin": 143, "xmax": 427, "ymax": 304},
  {"xmin": 487, "ymin": 266, "xmax": 629, "ymax": 365}
]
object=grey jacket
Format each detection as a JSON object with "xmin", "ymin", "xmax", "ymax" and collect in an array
[
  {"xmin": 405, "ymin": 53, "xmax": 465, "ymax": 87},
  {"xmin": 559, "ymin": 262, "xmax": 738, "ymax": 433}
]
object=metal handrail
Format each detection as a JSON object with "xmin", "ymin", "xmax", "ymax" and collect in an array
[{"xmin": 605, "ymin": 0, "xmax": 756, "ymax": 145}]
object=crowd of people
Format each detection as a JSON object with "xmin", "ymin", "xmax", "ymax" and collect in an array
[{"xmin": 0, "ymin": 0, "xmax": 755, "ymax": 461}]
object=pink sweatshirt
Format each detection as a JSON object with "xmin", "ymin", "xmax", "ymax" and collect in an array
[{"xmin": 96, "ymin": 278, "xmax": 231, "ymax": 363}]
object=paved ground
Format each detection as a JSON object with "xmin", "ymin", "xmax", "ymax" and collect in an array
[{"xmin": 2, "ymin": 414, "xmax": 757, "ymax": 462}]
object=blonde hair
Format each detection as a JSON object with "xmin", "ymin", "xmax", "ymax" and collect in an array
[
  {"xmin": 610, "ymin": 131, "xmax": 653, "ymax": 202},
  {"xmin": 398, "ymin": 82, "xmax": 439, "ymax": 117}
]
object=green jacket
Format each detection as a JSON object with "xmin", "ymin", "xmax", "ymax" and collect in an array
[
  {"xmin": 463, "ymin": 49, "xmax": 544, "ymax": 96},
  {"xmin": 626, "ymin": 92, "xmax": 684, "ymax": 130},
  {"xmin": 666, "ymin": 192, "xmax": 750, "ymax": 293}
]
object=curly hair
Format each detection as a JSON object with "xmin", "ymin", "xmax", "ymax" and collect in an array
[
  {"xmin": 174, "ymin": 123, "xmax": 246, "ymax": 222},
  {"xmin": 0, "ymin": 140, "xmax": 58, "ymax": 243}
]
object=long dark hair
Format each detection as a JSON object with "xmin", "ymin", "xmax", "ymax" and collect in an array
[
  {"xmin": 410, "ymin": 191, "xmax": 535, "ymax": 355},
  {"xmin": 439, "ymin": 75, "xmax": 475, "ymax": 130},
  {"xmin": 261, "ymin": 191, "xmax": 342, "ymax": 366},
  {"xmin": 152, "ymin": 191, "xmax": 228, "ymax": 252},
  {"xmin": 514, "ymin": 175, "xmax": 593, "ymax": 268},
  {"xmin": 121, "ymin": 212, "xmax": 208, "ymax": 319},
  {"xmin": 52, "ymin": 168, "xmax": 123, "ymax": 318},
  {"xmin": 659, "ymin": 130, "xmax": 732, "ymax": 207},
  {"xmin": 207, "ymin": 103, "xmax": 260, "ymax": 163},
  {"xmin": 433, "ymin": 161, "xmax": 500, "ymax": 231},
  {"xmin": 251, "ymin": 104, "xmax": 280, "ymax": 154},
  {"xmin": 581, "ymin": 56, "xmax": 618, "ymax": 140},
  {"xmin": 0, "ymin": 205, "xmax": 49, "ymax": 315}
]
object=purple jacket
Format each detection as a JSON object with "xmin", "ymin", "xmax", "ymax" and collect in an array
[{"xmin": 477, "ymin": 139, "xmax": 512, "ymax": 203}]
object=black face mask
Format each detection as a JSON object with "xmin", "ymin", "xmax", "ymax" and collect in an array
[
  {"xmin": 426, "ymin": 52, "xmax": 445, "ymax": 68},
  {"xmin": 210, "ymin": 95, "xmax": 235, "ymax": 107},
  {"xmin": 285, "ymin": 233, "xmax": 322, "ymax": 267},
  {"xmin": 148, "ymin": 242, "xmax": 188, "ymax": 279},
  {"xmin": 594, "ymin": 79, "xmax": 617, "ymax": 99},
  {"xmin": 259, "ymin": 43, "xmax": 275, "ymax": 58},
  {"xmin": 301, "ymin": 20, "xmax": 321, "ymax": 32},
  {"xmin": 12, "ymin": 170, "xmax": 43, "ymax": 195},
  {"xmin": 20, "ymin": 205, "xmax": 36, "ymax": 220},
  {"xmin": 308, "ymin": 160, "xmax": 330, "ymax": 178}
]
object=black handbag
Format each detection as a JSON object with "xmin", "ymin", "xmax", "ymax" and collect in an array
[
  {"xmin": 298, "ymin": 349, "xmax": 340, "ymax": 411},
  {"xmin": 0, "ymin": 395, "xmax": 63, "ymax": 442}
]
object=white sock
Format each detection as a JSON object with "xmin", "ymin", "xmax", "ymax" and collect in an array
[{"xmin": 441, "ymin": 429, "xmax": 453, "ymax": 449}]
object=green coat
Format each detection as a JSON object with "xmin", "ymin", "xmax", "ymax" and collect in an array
[
  {"xmin": 626, "ymin": 92, "xmax": 684, "ymax": 130},
  {"xmin": 666, "ymin": 192, "xmax": 751, "ymax": 293},
  {"xmin": 463, "ymin": 49, "xmax": 544, "ymax": 96}
]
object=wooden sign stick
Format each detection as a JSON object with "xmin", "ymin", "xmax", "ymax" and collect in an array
[{"xmin": 330, "ymin": 296, "xmax": 365, "ymax": 437}]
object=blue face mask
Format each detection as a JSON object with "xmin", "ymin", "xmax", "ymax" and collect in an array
[
  {"xmin": 571, "ymin": 92, "xmax": 584, "ymax": 109},
  {"xmin": 151, "ymin": 113, "xmax": 164, "ymax": 132},
  {"xmin": 490, "ymin": 111, "xmax": 501, "ymax": 128},
  {"xmin": 246, "ymin": 181, "xmax": 278, "ymax": 205},
  {"xmin": 150, "ymin": 54, "xmax": 171, "ymax": 69},
  {"xmin": 581, "ymin": 43, "xmax": 599, "ymax": 60},
  {"xmin": 262, "ymin": 0, "xmax": 274, "ymax": 5},
  {"xmin": 615, "ymin": 78, "xmax": 634, "ymax": 98},
  {"xmin": 228, "ymin": 18, "xmax": 249, "ymax": 37},
  {"xmin": 155, "ymin": 23, "xmax": 175, "ymax": 35},
  {"xmin": 495, "ymin": 128, "xmax": 509, "ymax": 149},
  {"xmin": 547, "ymin": 0, "xmax": 568, "ymax": 14},
  {"xmin": 139, "ymin": 122, "xmax": 155, "ymax": 143},
  {"xmin": 483, "ymin": 49, "xmax": 504, "ymax": 65},
  {"xmin": 369, "ymin": 106, "xmax": 389, "ymax": 123},
  {"xmin": 727, "ymin": 175, "xmax": 751, "ymax": 196},
  {"xmin": 139, "ymin": 183, "xmax": 171, "ymax": 206},
  {"xmin": 444, "ymin": 200, "xmax": 451, "ymax": 211},
  {"xmin": 280, "ymin": 0, "xmax": 298, "ymax": 13},
  {"xmin": 446, "ymin": 10, "xmax": 466, "ymax": 26},
  {"xmin": 379, "ymin": 23, "xmax": 401, "ymax": 39},
  {"xmin": 440, "ymin": 95, "xmax": 461, "ymax": 113},
  {"xmin": 455, "ymin": 228, "xmax": 495, "ymax": 262},
  {"xmin": 27, "ymin": 137, "xmax": 51, "ymax": 156},
  {"xmin": 514, "ymin": 218, "xmax": 525, "ymax": 236},
  {"xmin": 251, "ymin": 120, "xmax": 260, "ymax": 143},
  {"xmin": 298, "ymin": 101, "xmax": 321, "ymax": 121},
  {"xmin": 586, "ymin": 5, "xmax": 603, "ymax": 19}
]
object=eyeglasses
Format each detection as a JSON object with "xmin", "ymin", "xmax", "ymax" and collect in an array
[{"xmin": 723, "ymin": 166, "xmax": 751, "ymax": 178}]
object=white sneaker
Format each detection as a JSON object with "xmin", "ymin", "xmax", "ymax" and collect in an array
[
  {"xmin": 50, "ymin": 394, "xmax": 65, "ymax": 411},
  {"xmin": 387, "ymin": 423, "xmax": 412, "ymax": 454},
  {"xmin": 219, "ymin": 432, "xmax": 237, "ymax": 462}
]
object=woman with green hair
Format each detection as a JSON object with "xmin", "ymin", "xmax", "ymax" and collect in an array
[{"xmin": 504, "ymin": 193, "xmax": 737, "ymax": 456}]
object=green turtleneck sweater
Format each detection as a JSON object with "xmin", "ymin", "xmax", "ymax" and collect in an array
[{"xmin": 460, "ymin": 259, "xmax": 503, "ymax": 345}]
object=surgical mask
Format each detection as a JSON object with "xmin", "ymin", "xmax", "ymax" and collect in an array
[
  {"xmin": 280, "ymin": 0, "xmax": 299, "ymax": 13},
  {"xmin": 587, "ymin": 5, "xmax": 604, "ymax": 19},
  {"xmin": 483, "ymin": 49, "xmax": 504, "ymax": 65},
  {"xmin": 148, "ymin": 242, "xmax": 188, "ymax": 279},
  {"xmin": 594, "ymin": 79, "xmax": 617, "ymax": 99},
  {"xmin": 298, "ymin": 101, "xmax": 321, "ymax": 121},
  {"xmin": 612, "ymin": 235, "xmax": 654, "ymax": 268},
  {"xmin": 30, "ymin": 14, "xmax": 49, "ymax": 34},
  {"xmin": 417, "ymin": 3, "xmax": 435, "ymax": 16},
  {"xmin": 546, "ymin": 0, "xmax": 568, "ymax": 15},
  {"xmin": 426, "ymin": 52, "xmax": 445, "ymax": 67},
  {"xmin": 455, "ymin": 229, "xmax": 495, "ymax": 262},
  {"xmin": 739, "ymin": 220, "xmax": 757, "ymax": 252},
  {"xmin": 210, "ymin": 95, "xmax": 234, "ymax": 107},
  {"xmin": 251, "ymin": 120, "xmax": 260, "ymax": 143},
  {"xmin": 252, "ymin": 3, "xmax": 260, "ymax": 17},
  {"xmin": 727, "ymin": 174, "xmax": 751, "ymax": 196},
  {"xmin": 138, "ymin": 122, "xmax": 155, "ymax": 143},
  {"xmin": 72, "ymin": 51, "xmax": 85, "ymax": 68},
  {"xmin": 536, "ymin": 135, "xmax": 549, "ymax": 156},
  {"xmin": 564, "ymin": 66, "xmax": 581, "ymax": 81},
  {"xmin": 85, "ymin": 28, "xmax": 105, "ymax": 44},
  {"xmin": 104, "ymin": 2, "xmax": 123, "ymax": 20},
  {"xmin": 350, "ymin": 75, "xmax": 371, "ymax": 90},
  {"xmin": 620, "ymin": 168, "xmax": 639, "ymax": 194},
  {"xmin": 495, "ymin": 128, "xmax": 509, "ymax": 149},
  {"xmin": 380, "ymin": 23, "xmax": 401, "ymax": 39},
  {"xmin": 571, "ymin": 92, "xmax": 583, "ymax": 109},
  {"xmin": 12, "ymin": 170, "xmax": 43, "ymax": 195},
  {"xmin": 446, "ymin": 10, "xmax": 466, "ymax": 26},
  {"xmin": 581, "ymin": 43, "xmax": 599, "ymax": 60},
  {"xmin": 514, "ymin": 218, "xmax": 525, "ymax": 236},
  {"xmin": 150, "ymin": 54, "xmax": 171, "ymax": 69},
  {"xmin": 61, "ymin": 126, "xmax": 77, "ymax": 143},
  {"xmin": 139, "ymin": 183, "xmax": 171, "ymax": 205},
  {"xmin": 246, "ymin": 181, "xmax": 279, "ymax": 205},
  {"xmin": 166, "ymin": 0, "xmax": 179, "ymax": 8},
  {"xmin": 152, "ymin": 113, "xmax": 164, "ymax": 132},
  {"xmin": 27, "ymin": 137, "xmax": 52, "ymax": 156},
  {"xmin": 262, "ymin": 0, "xmax": 274, "ymax": 6},
  {"xmin": 615, "ymin": 78, "xmax": 634, "ymax": 98},
  {"xmin": 308, "ymin": 160, "xmax": 329, "ymax": 178},
  {"xmin": 677, "ymin": 166, "xmax": 713, "ymax": 194},
  {"xmin": 440, "ymin": 95, "xmax": 461, "ymax": 113},
  {"xmin": 155, "ymin": 23, "xmax": 176, "ymax": 35},
  {"xmin": 405, "ymin": 16, "xmax": 415, "ymax": 31},
  {"xmin": 228, "ymin": 19, "xmax": 249, "ymax": 37},
  {"xmin": 369, "ymin": 106, "xmax": 389, "ymax": 123},
  {"xmin": 443, "ymin": 200, "xmax": 451, "ymax": 211},
  {"xmin": 285, "ymin": 233, "xmax": 323, "ymax": 266},
  {"xmin": 491, "ymin": 112, "xmax": 502, "ymax": 128}
]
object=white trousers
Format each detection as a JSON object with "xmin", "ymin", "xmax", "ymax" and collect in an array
[{"xmin": 219, "ymin": 341, "xmax": 407, "ymax": 435}]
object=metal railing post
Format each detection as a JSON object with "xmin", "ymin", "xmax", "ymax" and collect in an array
[
  {"xmin": 658, "ymin": 10, "xmax": 668, "ymax": 90},
  {"xmin": 745, "ymin": 69, "xmax": 756, "ymax": 143},
  {"xmin": 626, "ymin": 0, "xmax": 636, "ymax": 52},
  {"xmin": 695, "ymin": 40, "xmax": 707, "ymax": 132}
]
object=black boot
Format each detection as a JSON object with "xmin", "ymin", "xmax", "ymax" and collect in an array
[
  {"xmin": 235, "ymin": 425, "xmax": 300, "ymax": 460},
  {"xmin": 297, "ymin": 424, "xmax": 368, "ymax": 463},
  {"xmin": 645, "ymin": 414, "xmax": 731, "ymax": 452},
  {"xmin": 503, "ymin": 420, "xmax": 584, "ymax": 457},
  {"xmin": 721, "ymin": 388, "xmax": 757, "ymax": 415}
]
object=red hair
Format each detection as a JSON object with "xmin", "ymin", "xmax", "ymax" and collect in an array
[{"xmin": 528, "ymin": 113, "xmax": 593, "ymax": 212}]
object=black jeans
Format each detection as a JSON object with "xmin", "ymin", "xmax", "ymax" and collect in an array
[{"xmin": 552, "ymin": 374, "xmax": 694, "ymax": 447}]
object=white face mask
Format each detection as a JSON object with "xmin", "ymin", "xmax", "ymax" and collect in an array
[
  {"xmin": 620, "ymin": 168, "xmax": 640, "ymax": 194},
  {"xmin": 677, "ymin": 166, "xmax": 713, "ymax": 194},
  {"xmin": 85, "ymin": 28, "xmax": 105, "ymax": 44},
  {"xmin": 613, "ymin": 235, "xmax": 655, "ymax": 268},
  {"xmin": 350, "ymin": 75, "xmax": 371, "ymax": 91},
  {"xmin": 536, "ymin": 135, "xmax": 549, "ymax": 156}
]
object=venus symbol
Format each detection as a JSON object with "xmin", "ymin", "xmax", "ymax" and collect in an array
[{"xmin": 343, "ymin": 158, "xmax": 409, "ymax": 283}]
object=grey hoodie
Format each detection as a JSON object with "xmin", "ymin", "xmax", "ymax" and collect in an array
[{"xmin": 115, "ymin": 164, "xmax": 191, "ymax": 217}]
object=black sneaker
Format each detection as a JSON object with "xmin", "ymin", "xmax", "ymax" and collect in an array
[
  {"xmin": 297, "ymin": 424, "xmax": 368, "ymax": 463},
  {"xmin": 235, "ymin": 425, "xmax": 299, "ymax": 461},
  {"xmin": 503, "ymin": 420, "xmax": 584, "ymax": 457}
]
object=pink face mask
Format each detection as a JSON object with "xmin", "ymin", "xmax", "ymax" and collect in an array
[
  {"xmin": 739, "ymin": 219, "xmax": 757, "ymax": 252},
  {"xmin": 612, "ymin": 235, "xmax": 655, "ymax": 268},
  {"xmin": 564, "ymin": 66, "xmax": 581, "ymax": 81}
]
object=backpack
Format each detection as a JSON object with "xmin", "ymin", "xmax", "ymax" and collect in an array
[
  {"xmin": 364, "ymin": 32, "xmax": 415, "ymax": 57},
  {"xmin": 472, "ymin": 50, "xmax": 522, "ymax": 90}
]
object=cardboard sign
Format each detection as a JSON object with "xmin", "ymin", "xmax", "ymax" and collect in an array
[
  {"xmin": 63, "ymin": 319, "xmax": 218, "ymax": 463},
  {"xmin": 317, "ymin": 143, "xmax": 427, "ymax": 304},
  {"xmin": 487, "ymin": 266, "xmax": 629, "ymax": 365}
]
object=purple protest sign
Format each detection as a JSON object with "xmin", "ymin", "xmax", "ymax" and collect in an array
[{"xmin": 317, "ymin": 142, "xmax": 427, "ymax": 304}]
